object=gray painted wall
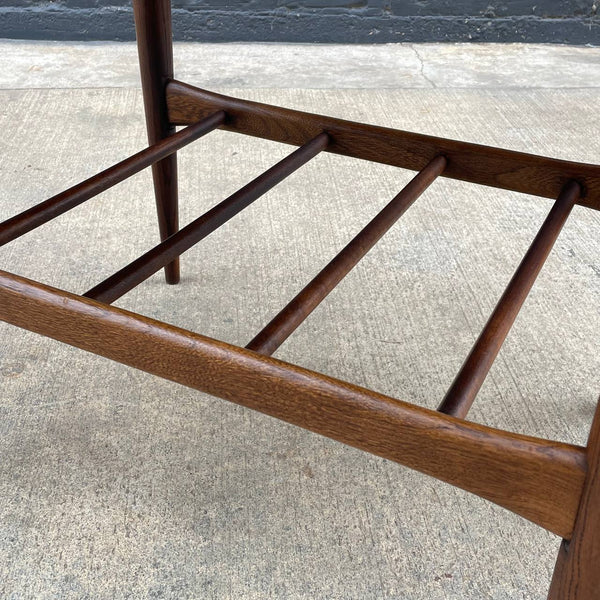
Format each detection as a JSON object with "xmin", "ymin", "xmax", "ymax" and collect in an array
[{"xmin": 0, "ymin": 1, "xmax": 598, "ymax": 43}]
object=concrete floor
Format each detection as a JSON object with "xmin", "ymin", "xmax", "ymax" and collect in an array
[{"xmin": 0, "ymin": 42, "xmax": 599, "ymax": 599}]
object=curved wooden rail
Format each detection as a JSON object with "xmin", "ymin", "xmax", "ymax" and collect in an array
[
  {"xmin": 166, "ymin": 80, "xmax": 600, "ymax": 211},
  {"xmin": 0, "ymin": 270, "xmax": 586, "ymax": 540}
]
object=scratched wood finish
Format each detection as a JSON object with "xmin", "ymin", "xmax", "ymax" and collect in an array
[
  {"xmin": 438, "ymin": 180, "xmax": 580, "ymax": 418},
  {"xmin": 547, "ymin": 401, "xmax": 600, "ymax": 600},
  {"xmin": 84, "ymin": 133, "xmax": 329, "ymax": 304},
  {"xmin": 0, "ymin": 113, "xmax": 225, "ymax": 247},
  {"xmin": 0, "ymin": 269, "xmax": 587, "ymax": 540},
  {"xmin": 166, "ymin": 80, "xmax": 600, "ymax": 212},
  {"xmin": 247, "ymin": 154, "xmax": 447, "ymax": 355},
  {"xmin": 133, "ymin": 0, "xmax": 180, "ymax": 283}
]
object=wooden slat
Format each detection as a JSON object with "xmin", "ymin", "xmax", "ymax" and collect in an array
[
  {"xmin": 438, "ymin": 180, "xmax": 580, "ymax": 418},
  {"xmin": 166, "ymin": 80, "xmax": 600, "ymax": 212},
  {"xmin": 84, "ymin": 132, "xmax": 329, "ymax": 304},
  {"xmin": 0, "ymin": 113, "xmax": 226, "ymax": 247},
  {"xmin": 0, "ymin": 269, "xmax": 587, "ymax": 540},
  {"xmin": 247, "ymin": 154, "xmax": 447, "ymax": 355}
]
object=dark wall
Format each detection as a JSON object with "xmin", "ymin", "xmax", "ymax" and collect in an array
[{"xmin": 0, "ymin": 1, "xmax": 597, "ymax": 43}]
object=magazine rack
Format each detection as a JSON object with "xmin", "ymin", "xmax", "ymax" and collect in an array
[{"xmin": 0, "ymin": 1, "xmax": 598, "ymax": 597}]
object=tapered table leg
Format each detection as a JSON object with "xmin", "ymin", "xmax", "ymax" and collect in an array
[
  {"xmin": 547, "ymin": 398, "xmax": 600, "ymax": 599},
  {"xmin": 133, "ymin": 0, "xmax": 180, "ymax": 284}
]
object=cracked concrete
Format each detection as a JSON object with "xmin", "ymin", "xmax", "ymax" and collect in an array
[
  {"xmin": 0, "ymin": 40, "xmax": 599, "ymax": 89},
  {"xmin": 410, "ymin": 44, "xmax": 437, "ymax": 88}
]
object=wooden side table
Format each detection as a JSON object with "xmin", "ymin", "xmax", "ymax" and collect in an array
[{"xmin": 0, "ymin": 2, "xmax": 598, "ymax": 597}]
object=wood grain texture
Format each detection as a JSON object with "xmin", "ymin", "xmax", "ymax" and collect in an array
[
  {"xmin": 0, "ymin": 113, "xmax": 225, "ymax": 247},
  {"xmin": 133, "ymin": 0, "xmax": 180, "ymax": 283},
  {"xmin": 438, "ymin": 180, "xmax": 580, "ymax": 418},
  {"xmin": 246, "ymin": 154, "xmax": 447, "ymax": 355},
  {"xmin": 548, "ymin": 401, "xmax": 600, "ymax": 600},
  {"xmin": 166, "ymin": 80, "xmax": 600, "ymax": 211},
  {"xmin": 0, "ymin": 269, "xmax": 587, "ymax": 540}
]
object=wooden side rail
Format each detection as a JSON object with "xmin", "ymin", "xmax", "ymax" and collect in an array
[
  {"xmin": 84, "ymin": 132, "xmax": 329, "ymax": 304},
  {"xmin": 0, "ymin": 113, "xmax": 225, "ymax": 247},
  {"xmin": 247, "ymin": 154, "xmax": 447, "ymax": 355},
  {"xmin": 166, "ymin": 80, "xmax": 600, "ymax": 211},
  {"xmin": 0, "ymin": 269, "xmax": 587, "ymax": 541},
  {"xmin": 438, "ymin": 180, "xmax": 580, "ymax": 418}
]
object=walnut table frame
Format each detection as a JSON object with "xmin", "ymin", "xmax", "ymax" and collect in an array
[{"xmin": 1, "ymin": 2, "xmax": 599, "ymax": 598}]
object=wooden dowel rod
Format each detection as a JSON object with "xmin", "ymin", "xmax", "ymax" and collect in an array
[
  {"xmin": 84, "ymin": 132, "xmax": 329, "ymax": 304},
  {"xmin": 247, "ymin": 154, "xmax": 447, "ymax": 356},
  {"xmin": 0, "ymin": 269, "xmax": 587, "ymax": 540},
  {"xmin": 0, "ymin": 112, "xmax": 226, "ymax": 247},
  {"xmin": 438, "ymin": 180, "xmax": 581, "ymax": 419}
]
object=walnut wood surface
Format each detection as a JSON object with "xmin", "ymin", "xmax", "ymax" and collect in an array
[
  {"xmin": 0, "ymin": 113, "xmax": 225, "ymax": 247},
  {"xmin": 548, "ymin": 402, "xmax": 600, "ymax": 599},
  {"xmin": 247, "ymin": 154, "xmax": 447, "ymax": 355},
  {"xmin": 166, "ymin": 80, "xmax": 600, "ymax": 212},
  {"xmin": 0, "ymin": 269, "xmax": 587, "ymax": 540},
  {"xmin": 133, "ymin": 0, "xmax": 180, "ymax": 283},
  {"xmin": 438, "ymin": 180, "xmax": 580, "ymax": 418}
]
